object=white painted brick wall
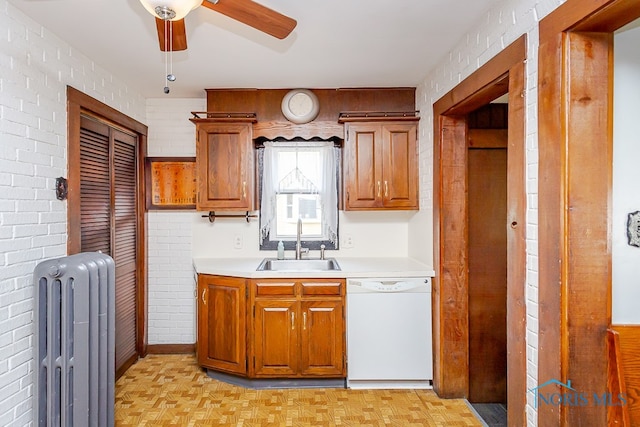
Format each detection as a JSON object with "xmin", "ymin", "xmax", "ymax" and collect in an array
[
  {"xmin": 146, "ymin": 98, "xmax": 203, "ymax": 344},
  {"xmin": 412, "ymin": 1, "xmax": 566, "ymax": 425},
  {"xmin": 0, "ymin": 1, "xmax": 145, "ymax": 425},
  {"xmin": 147, "ymin": 211, "xmax": 197, "ymax": 344},
  {"xmin": 146, "ymin": 98, "xmax": 202, "ymax": 157}
]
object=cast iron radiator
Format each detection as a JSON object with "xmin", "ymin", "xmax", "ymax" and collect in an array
[{"xmin": 34, "ymin": 252, "xmax": 115, "ymax": 427}]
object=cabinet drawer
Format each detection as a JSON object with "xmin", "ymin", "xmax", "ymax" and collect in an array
[
  {"xmin": 300, "ymin": 281, "xmax": 343, "ymax": 296},
  {"xmin": 255, "ymin": 281, "xmax": 296, "ymax": 297}
]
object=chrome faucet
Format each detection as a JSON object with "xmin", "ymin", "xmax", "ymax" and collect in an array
[{"xmin": 295, "ymin": 218, "xmax": 309, "ymax": 260}]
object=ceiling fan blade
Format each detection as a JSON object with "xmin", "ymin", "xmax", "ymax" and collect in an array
[
  {"xmin": 201, "ymin": 0, "xmax": 297, "ymax": 39},
  {"xmin": 155, "ymin": 18, "xmax": 188, "ymax": 51}
]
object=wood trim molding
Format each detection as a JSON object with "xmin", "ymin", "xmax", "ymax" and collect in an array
[
  {"xmin": 537, "ymin": 0, "xmax": 640, "ymax": 425},
  {"xmin": 147, "ymin": 344, "xmax": 196, "ymax": 354},
  {"xmin": 506, "ymin": 59, "xmax": 527, "ymax": 427},
  {"xmin": 434, "ymin": 36, "xmax": 525, "ymax": 116},
  {"xmin": 67, "ymin": 86, "xmax": 147, "ymax": 135},
  {"xmin": 435, "ymin": 115, "xmax": 469, "ymax": 398},
  {"xmin": 432, "ymin": 34, "xmax": 527, "ymax": 425}
]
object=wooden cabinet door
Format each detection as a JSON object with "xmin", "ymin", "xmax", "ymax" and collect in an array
[
  {"xmin": 253, "ymin": 299, "xmax": 298, "ymax": 377},
  {"xmin": 381, "ymin": 123, "xmax": 418, "ymax": 209},
  {"xmin": 197, "ymin": 275, "xmax": 247, "ymax": 375},
  {"xmin": 344, "ymin": 122, "xmax": 419, "ymax": 210},
  {"xmin": 344, "ymin": 124, "xmax": 383, "ymax": 209},
  {"xmin": 195, "ymin": 122, "xmax": 254, "ymax": 211},
  {"xmin": 299, "ymin": 300, "xmax": 345, "ymax": 377}
]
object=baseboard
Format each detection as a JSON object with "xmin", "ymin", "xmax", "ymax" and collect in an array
[{"xmin": 146, "ymin": 343, "xmax": 195, "ymax": 354}]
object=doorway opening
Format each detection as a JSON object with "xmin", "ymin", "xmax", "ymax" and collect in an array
[
  {"xmin": 432, "ymin": 35, "xmax": 527, "ymax": 426},
  {"xmin": 467, "ymin": 103, "xmax": 508, "ymax": 426}
]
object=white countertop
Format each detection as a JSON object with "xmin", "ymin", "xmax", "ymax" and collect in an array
[{"xmin": 192, "ymin": 257, "xmax": 435, "ymax": 279}]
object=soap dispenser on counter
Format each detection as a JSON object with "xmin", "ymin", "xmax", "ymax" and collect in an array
[{"xmin": 277, "ymin": 241, "xmax": 284, "ymax": 260}]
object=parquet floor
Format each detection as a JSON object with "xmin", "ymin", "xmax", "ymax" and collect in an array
[{"xmin": 115, "ymin": 354, "xmax": 483, "ymax": 426}]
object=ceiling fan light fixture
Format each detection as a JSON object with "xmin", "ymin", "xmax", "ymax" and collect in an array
[{"xmin": 139, "ymin": 0, "xmax": 201, "ymax": 21}]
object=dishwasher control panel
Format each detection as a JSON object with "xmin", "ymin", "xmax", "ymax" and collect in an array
[{"xmin": 347, "ymin": 277, "xmax": 431, "ymax": 293}]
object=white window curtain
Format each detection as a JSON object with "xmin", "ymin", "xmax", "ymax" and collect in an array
[{"xmin": 260, "ymin": 141, "xmax": 337, "ymax": 244}]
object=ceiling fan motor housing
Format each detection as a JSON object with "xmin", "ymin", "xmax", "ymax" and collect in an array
[
  {"xmin": 155, "ymin": 6, "xmax": 176, "ymax": 20},
  {"xmin": 139, "ymin": 0, "xmax": 201, "ymax": 21}
]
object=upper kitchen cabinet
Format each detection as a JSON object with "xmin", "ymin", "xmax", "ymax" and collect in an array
[
  {"xmin": 343, "ymin": 121, "xmax": 419, "ymax": 210},
  {"xmin": 192, "ymin": 119, "xmax": 255, "ymax": 211}
]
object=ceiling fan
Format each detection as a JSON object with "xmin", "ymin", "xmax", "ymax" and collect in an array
[{"xmin": 139, "ymin": 0, "xmax": 297, "ymax": 52}]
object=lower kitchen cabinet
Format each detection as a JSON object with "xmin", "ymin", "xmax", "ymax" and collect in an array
[
  {"xmin": 299, "ymin": 300, "xmax": 344, "ymax": 376},
  {"xmin": 197, "ymin": 275, "xmax": 247, "ymax": 375},
  {"xmin": 252, "ymin": 298, "xmax": 345, "ymax": 377},
  {"xmin": 253, "ymin": 299, "xmax": 298, "ymax": 376},
  {"xmin": 250, "ymin": 279, "xmax": 345, "ymax": 378},
  {"xmin": 197, "ymin": 275, "xmax": 346, "ymax": 380}
]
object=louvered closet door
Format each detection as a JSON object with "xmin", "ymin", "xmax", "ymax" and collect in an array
[
  {"xmin": 112, "ymin": 130, "xmax": 138, "ymax": 374},
  {"xmin": 79, "ymin": 119, "xmax": 111, "ymax": 254},
  {"xmin": 79, "ymin": 116, "xmax": 139, "ymax": 378}
]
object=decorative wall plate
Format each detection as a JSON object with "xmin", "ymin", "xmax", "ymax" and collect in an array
[{"xmin": 281, "ymin": 89, "xmax": 320, "ymax": 124}]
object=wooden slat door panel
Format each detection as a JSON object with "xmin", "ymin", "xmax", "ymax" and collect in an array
[
  {"xmin": 113, "ymin": 131, "xmax": 138, "ymax": 375},
  {"xmin": 79, "ymin": 120, "xmax": 111, "ymax": 255},
  {"xmin": 78, "ymin": 116, "xmax": 140, "ymax": 379}
]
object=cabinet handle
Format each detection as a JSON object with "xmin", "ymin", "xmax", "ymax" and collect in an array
[
  {"xmin": 201, "ymin": 289, "xmax": 206, "ymax": 305},
  {"xmin": 377, "ymin": 181, "xmax": 381, "ymax": 198},
  {"xmin": 303, "ymin": 312, "xmax": 307, "ymax": 330},
  {"xmin": 291, "ymin": 312, "xmax": 295, "ymax": 330},
  {"xmin": 384, "ymin": 181, "xmax": 389, "ymax": 198},
  {"xmin": 242, "ymin": 181, "xmax": 246, "ymax": 199}
]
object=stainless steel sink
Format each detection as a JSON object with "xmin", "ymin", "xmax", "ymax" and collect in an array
[{"xmin": 256, "ymin": 258, "xmax": 341, "ymax": 272}]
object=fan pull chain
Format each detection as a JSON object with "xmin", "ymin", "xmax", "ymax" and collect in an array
[
  {"xmin": 164, "ymin": 19, "xmax": 170, "ymax": 94},
  {"xmin": 169, "ymin": 22, "xmax": 175, "ymax": 81},
  {"xmin": 162, "ymin": 20, "xmax": 177, "ymax": 94}
]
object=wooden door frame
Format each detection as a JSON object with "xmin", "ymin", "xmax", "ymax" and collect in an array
[
  {"xmin": 432, "ymin": 35, "xmax": 527, "ymax": 426},
  {"xmin": 66, "ymin": 86, "xmax": 149, "ymax": 358},
  {"xmin": 538, "ymin": 1, "xmax": 640, "ymax": 425}
]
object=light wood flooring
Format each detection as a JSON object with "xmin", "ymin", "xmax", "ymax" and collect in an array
[{"xmin": 115, "ymin": 354, "xmax": 483, "ymax": 426}]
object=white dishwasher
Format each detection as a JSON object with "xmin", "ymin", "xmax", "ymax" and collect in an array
[{"xmin": 346, "ymin": 277, "xmax": 432, "ymax": 389}]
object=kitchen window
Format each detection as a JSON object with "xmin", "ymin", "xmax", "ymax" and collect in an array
[{"xmin": 259, "ymin": 140, "xmax": 339, "ymax": 250}]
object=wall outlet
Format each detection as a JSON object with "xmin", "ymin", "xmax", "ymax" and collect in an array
[
  {"xmin": 233, "ymin": 234, "xmax": 243, "ymax": 249},
  {"xmin": 342, "ymin": 234, "xmax": 354, "ymax": 249}
]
